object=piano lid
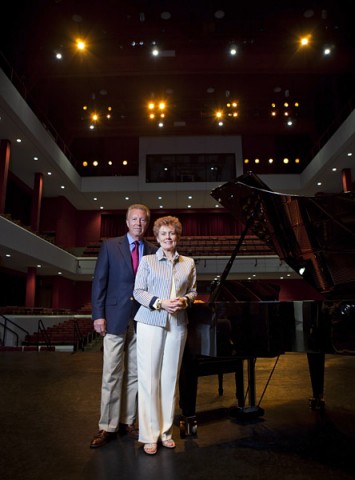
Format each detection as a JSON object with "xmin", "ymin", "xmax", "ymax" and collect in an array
[{"xmin": 211, "ymin": 172, "xmax": 355, "ymax": 300}]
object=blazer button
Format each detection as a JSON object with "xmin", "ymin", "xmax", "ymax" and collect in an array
[{"xmin": 130, "ymin": 296, "xmax": 134, "ymax": 301}]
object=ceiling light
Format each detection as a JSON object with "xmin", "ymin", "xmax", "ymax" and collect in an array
[
  {"xmin": 152, "ymin": 47, "xmax": 159, "ymax": 56},
  {"xmin": 214, "ymin": 10, "xmax": 225, "ymax": 19},
  {"xmin": 76, "ymin": 39, "xmax": 86, "ymax": 51},
  {"xmin": 161, "ymin": 11, "xmax": 171, "ymax": 20},
  {"xmin": 229, "ymin": 44, "xmax": 237, "ymax": 55}
]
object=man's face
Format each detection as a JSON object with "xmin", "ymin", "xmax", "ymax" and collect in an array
[{"xmin": 126, "ymin": 208, "xmax": 149, "ymax": 240}]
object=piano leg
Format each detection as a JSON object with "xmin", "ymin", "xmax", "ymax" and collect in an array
[
  {"xmin": 178, "ymin": 350, "xmax": 198, "ymax": 438},
  {"xmin": 307, "ymin": 352, "xmax": 325, "ymax": 410},
  {"xmin": 179, "ymin": 353, "xmax": 265, "ymax": 437},
  {"xmin": 229, "ymin": 358, "xmax": 265, "ymax": 420}
]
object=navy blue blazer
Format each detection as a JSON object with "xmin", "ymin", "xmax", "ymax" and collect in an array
[{"xmin": 91, "ymin": 235, "xmax": 158, "ymax": 335}]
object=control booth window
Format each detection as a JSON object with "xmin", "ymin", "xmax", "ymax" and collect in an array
[{"xmin": 146, "ymin": 153, "xmax": 236, "ymax": 182}]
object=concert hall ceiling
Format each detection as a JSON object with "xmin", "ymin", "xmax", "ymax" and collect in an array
[{"xmin": 0, "ymin": 0, "xmax": 354, "ymax": 209}]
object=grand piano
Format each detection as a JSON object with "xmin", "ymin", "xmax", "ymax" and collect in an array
[{"xmin": 179, "ymin": 171, "xmax": 355, "ymax": 437}]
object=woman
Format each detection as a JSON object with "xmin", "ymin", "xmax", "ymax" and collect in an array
[{"xmin": 133, "ymin": 216, "xmax": 197, "ymax": 455}]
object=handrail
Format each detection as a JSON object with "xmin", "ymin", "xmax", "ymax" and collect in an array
[
  {"xmin": 0, "ymin": 321, "xmax": 19, "ymax": 346},
  {"xmin": 0, "ymin": 314, "xmax": 30, "ymax": 346},
  {"xmin": 37, "ymin": 319, "xmax": 53, "ymax": 349},
  {"xmin": 72, "ymin": 319, "xmax": 84, "ymax": 352}
]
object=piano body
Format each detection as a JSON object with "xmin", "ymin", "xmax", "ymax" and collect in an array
[{"xmin": 179, "ymin": 171, "xmax": 355, "ymax": 437}]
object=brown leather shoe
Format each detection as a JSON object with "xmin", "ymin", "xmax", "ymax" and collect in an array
[
  {"xmin": 119, "ymin": 423, "xmax": 139, "ymax": 439},
  {"xmin": 90, "ymin": 430, "xmax": 116, "ymax": 448}
]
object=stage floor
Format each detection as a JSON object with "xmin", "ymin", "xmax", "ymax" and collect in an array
[{"xmin": 1, "ymin": 351, "xmax": 355, "ymax": 480}]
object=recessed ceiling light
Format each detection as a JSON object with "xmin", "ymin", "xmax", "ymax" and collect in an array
[
  {"xmin": 214, "ymin": 10, "xmax": 225, "ymax": 19},
  {"xmin": 161, "ymin": 11, "xmax": 171, "ymax": 20}
]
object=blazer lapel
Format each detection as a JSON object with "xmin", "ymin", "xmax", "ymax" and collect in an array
[{"xmin": 117, "ymin": 236, "xmax": 134, "ymax": 272}]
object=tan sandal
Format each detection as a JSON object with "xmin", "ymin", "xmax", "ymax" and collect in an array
[
  {"xmin": 162, "ymin": 439, "xmax": 176, "ymax": 449},
  {"xmin": 144, "ymin": 443, "xmax": 158, "ymax": 455}
]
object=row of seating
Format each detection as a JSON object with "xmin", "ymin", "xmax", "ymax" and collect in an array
[
  {"xmin": 23, "ymin": 317, "xmax": 96, "ymax": 351},
  {"xmin": 82, "ymin": 235, "xmax": 274, "ymax": 257},
  {"xmin": 0, "ymin": 306, "xmax": 73, "ymax": 315},
  {"xmin": 0, "ymin": 345, "xmax": 55, "ymax": 352}
]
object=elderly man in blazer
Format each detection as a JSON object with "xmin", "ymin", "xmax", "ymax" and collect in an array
[{"xmin": 90, "ymin": 204, "xmax": 157, "ymax": 448}]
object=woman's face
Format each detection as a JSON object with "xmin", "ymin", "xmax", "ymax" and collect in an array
[{"xmin": 157, "ymin": 224, "xmax": 178, "ymax": 254}]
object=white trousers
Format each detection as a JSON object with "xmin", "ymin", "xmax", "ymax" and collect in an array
[
  {"xmin": 98, "ymin": 319, "xmax": 137, "ymax": 432},
  {"xmin": 136, "ymin": 317, "xmax": 187, "ymax": 444}
]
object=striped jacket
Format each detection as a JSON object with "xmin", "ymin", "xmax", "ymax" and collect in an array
[{"xmin": 133, "ymin": 247, "xmax": 197, "ymax": 327}]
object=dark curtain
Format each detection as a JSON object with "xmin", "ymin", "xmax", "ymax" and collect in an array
[{"xmin": 100, "ymin": 211, "xmax": 243, "ymax": 238}]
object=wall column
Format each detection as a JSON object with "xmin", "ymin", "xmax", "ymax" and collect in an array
[
  {"xmin": 342, "ymin": 168, "xmax": 352, "ymax": 192},
  {"xmin": 0, "ymin": 139, "xmax": 11, "ymax": 214},
  {"xmin": 31, "ymin": 172, "xmax": 43, "ymax": 232},
  {"xmin": 26, "ymin": 267, "xmax": 37, "ymax": 308}
]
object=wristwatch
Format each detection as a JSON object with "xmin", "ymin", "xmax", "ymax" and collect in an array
[{"xmin": 155, "ymin": 299, "xmax": 162, "ymax": 311}]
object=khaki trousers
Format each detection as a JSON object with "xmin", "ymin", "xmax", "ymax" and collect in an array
[{"xmin": 98, "ymin": 319, "xmax": 137, "ymax": 432}]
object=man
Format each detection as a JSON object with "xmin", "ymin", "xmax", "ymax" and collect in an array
[{"xmin": 90, "ymin": 204, "xmax": 157, "ymax": 448}]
